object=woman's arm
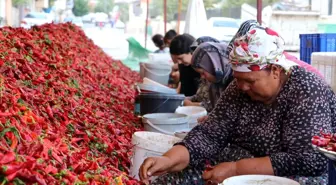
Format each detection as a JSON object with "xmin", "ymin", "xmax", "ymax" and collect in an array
[
  {"xmin": 176, "ymin": 83, "xmax": 240, "ymax": 166},
  {"xmin": 184, "ymin": 99, "xmax": 202, "ymax": 106},
  {"xmin": 268, "ymin": 85, "xmax": 334, "ymax": 176},
  {"xmin": 176, "ymin": 82, "xmax": 181, "ymax": 93},
  {"xmin": 236, "ymin": 157, "xmax": 274, "ymax": 175}
]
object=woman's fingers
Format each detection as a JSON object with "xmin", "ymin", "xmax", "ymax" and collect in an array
[
  {"xmin": 198, "ymin": 116, "xmax": 208, "ymax": 123},
  {"xmin": 202, "ymin": 170, "xmax": 213, "ymax": 180},
  {"xmin": 139, "ymin": 157, "xmax": 155, "ymax": 181},
  {"xmin": 147, "ymin": 158, "xmax": 167, "ymax": 176}
]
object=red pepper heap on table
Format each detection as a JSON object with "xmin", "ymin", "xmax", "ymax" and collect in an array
[
  {"xmin": 0, "ymin": 23, "xmax": 142, "ymax": 184},
  {"xmin": 312, "ymin": 130, "xmax": 336, "ymax": 152}
]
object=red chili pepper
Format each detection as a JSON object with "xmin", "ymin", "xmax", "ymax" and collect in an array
[
  {"xmin": 204, "ymin": 160, "xmax": 214, "ymax": 172},
  {"xmin": 51, "ymin": 151, "xmax": 63, "ymax": 164},
  {"xmin": 0, "ymin": 112, "xmax": 13, "ymax": 117},
  {"xmin": 46, "ymin": 105, "xmax": 54, "ymax": 119},
  {"xmin": 332, "ymin": 143, "xmax": 336, "ymax": 152},
  {"xmin": 1, "ymin": 163, "xmax": 23, "ymax": 175},
  {"xmin": 45, "ymin": 165, "xmax": 58, "ymax": 174},
  {"xmin": 0, "ymin": 151, "xmax": 16, "ymax": 164},
  {"xmin": 5, "ymin": 171, "xmax": 19, "ymax": 182}
]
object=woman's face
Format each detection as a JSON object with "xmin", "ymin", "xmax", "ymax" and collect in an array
[
  {"xmin": 165, "ymin": 39, "xmax": 172, "ymax": 47},
  {"xmin": 194, "ymin": 68, "xmax": 216, "ymax": 83},
  {"xmin": 233, "ymin": 66, "xmax": 283, "ymax": 104},
  {"xmin": 171, "ymin": 64, "xmax": 180, "ymax": 83},
  {"xmin": 171, "ymin": 54, "xmax": 192, "ymax": 66}
]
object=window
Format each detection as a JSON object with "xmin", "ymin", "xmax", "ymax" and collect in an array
[
  {"xmin": 213, "ymin": 20, "xmax": 239, "ymax": 28},
  {"xmin": 25, "ymin": 13, "xmax": 47, "ymax": 19}
]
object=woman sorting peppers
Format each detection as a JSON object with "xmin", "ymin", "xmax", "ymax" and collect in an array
[
  {"xmin": 139, "ymin": 26, "xmax": 336, "ymax": 185},
  {"xmin": 183, "ymin": 36, "xmax": 233, "ymax": 112}
]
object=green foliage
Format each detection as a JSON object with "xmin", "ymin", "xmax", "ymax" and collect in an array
[
  {"xmin": 73, "ymin": 0, "xmax": 90, "ymax": 17},
  {"xmin": 223, "ymin": 0, "xmax": 278, "ymax": 8},
  {"xmin": 94, "ymin": 0, "xmax": 114, "ymax": 13},
  {"xmin": 117, "ymin": 3, "xmax": 129, "ymax": 23},
  {"xmin": 13, "ymin": 0, "xmax": 30, "ymax": 6},
  {"xmin": 150, "ymin": 0, "xmax": 221, "ymax": 22}
]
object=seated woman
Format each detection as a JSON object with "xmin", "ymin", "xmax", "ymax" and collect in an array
[
  {"xmin": 229, "ymin": 19, "xmax": 324, "ymax": 80},
  {"xmin": 170, "ymin": 34, "xmax": 201, "ymax": 96},
  {"xmin": 184, "ymin": 42, "xmax": 233, "ymax": 113},
  {"xmin": 164, "ymin": 29, "xmax": 178, "ymax": 47},
  {"xmin": 168, "ymin": 63, "xmax": 180, "ymax": 89},
  {"xmin": 139, "ymin": 26, "xmax": 336, "ymax": 185},
  {"xmin": 183, "ymin": 36, "xmax": 225, "ymax": 112},
  {"xmin": 152, "ymin": 34, "xmax": 169, "ymax": 53}
]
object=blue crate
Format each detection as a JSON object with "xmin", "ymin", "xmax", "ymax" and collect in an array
[
  {"xmin": 299, "ymin": 33, "xmax": 336, "ymax": 64},
  {"xmin": 329, "ymin": 160, "xmax": 336, "ymax": 185}
]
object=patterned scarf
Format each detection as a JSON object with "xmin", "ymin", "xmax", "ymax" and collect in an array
[
  {"xmin": 229, "ymin": 27, "xmax": 298, "ymax": 72},
  {"xmin": 191, "ymin": 42, "xmax": 233, "ymax": 108},
  {"xmin": 227, "ymin": 20, "xmax": 259, "ymax": 56},
  {"xmin": 191, "ymin": 42, "xmax": 232, "ymax": 85},
  {"xmin": 190, "ymin": 36, "xmax": 220, "ymax": 54}
]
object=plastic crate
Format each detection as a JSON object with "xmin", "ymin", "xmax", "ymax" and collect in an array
[
  {"xmin": 311, "ymin": 52, "xmax": 336, "ymax": 91},
  {"xmin": 300, "ymin": 33, "xmax": 336, "ymax": 64}
]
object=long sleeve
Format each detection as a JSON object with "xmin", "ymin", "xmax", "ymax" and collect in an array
[
  {"xmin": 269, "ymin": 83, "xmax": 335, "ymax": 176},
  {"xmin": 176, "ymin": 83, "xmax": 241, "ymax": 166}
]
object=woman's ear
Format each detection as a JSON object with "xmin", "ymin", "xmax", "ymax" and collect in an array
[{"xmin": 271, "ymin": 65, "xmax": 282, "ymax": 79}]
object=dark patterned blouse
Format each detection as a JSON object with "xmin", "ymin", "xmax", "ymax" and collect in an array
[{"xmin": 179, "ymin": 66, "xmax": 336, "ymax": 177}]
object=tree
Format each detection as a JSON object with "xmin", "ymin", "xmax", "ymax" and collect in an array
[
  {"xmin": 12, "ymin": 0, "xmax": 30, "ymax": 6},
  {"xmin": 73, "ymin": 0, "xmax": 90, "ymax": 17},
  {"xmin": 95, "ymin": 0, "xmax": 114, "ymax": 13},
  {"xmin": 150, "ymin": 0, "xmax": 220, "ymax": 22},
  {"xmin": 204, "ymin": 0, "xmax": 222, "ymax": 9},
  {"xmin": 117, "ymin": 3, "xmax": 129, "ymax": 23},
  {"xmin": 221, "ymin": 0, "xmax": 278, "ymax": 18},
  {"xmin": 223, "ymin": 0, "xmax": 278, "ymax": 8}
]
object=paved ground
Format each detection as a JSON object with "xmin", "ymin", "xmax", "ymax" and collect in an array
[{"xmin": 83, "ymin": 23, "xmax": 301, "ymax": 64}]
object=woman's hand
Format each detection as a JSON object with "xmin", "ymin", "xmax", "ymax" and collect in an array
[
  {"xmin": 184, "ymin": 99, "xmax": 202, "ymax": 106},
  {"xmin": 183, "ymin": 99, "xmax": 194, "ymax": 106},
  {"xmin": 139, "ymin": 156, "xmax": 173, "ymax": 184},
  {"xmin": 139, "ymin": 145, "xmax": 190, "ymax": 184},
  {"xmin": 202, "ymin": 162, "xmax": 237, "ymax": 185},
  {"xmin": 197, "ymin": 116, "xmax": 208, "ymax": 123}
]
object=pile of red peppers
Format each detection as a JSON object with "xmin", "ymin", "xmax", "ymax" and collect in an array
[
  {"xmin": 312, "ymin": 131, "xmax": 336, "ymax": 152},
  {"xmin": 0, "ymin": 23, "xmax": 142, "ymax": 184}
]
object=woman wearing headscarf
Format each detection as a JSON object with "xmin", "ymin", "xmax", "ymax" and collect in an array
[
  {"xmin": 187, "ymin": 42, "xmax": 233, "ymax": 112},
  {"xmin": 229, "ymin": 20, "xmax": 324, "ymax": 79},
  {"xmin": 139, "ymin": 26, "xmax": 335, "ymax": 185},
  {"xmin": 183, "ymin": 36, "xmax": 225, "ymax": 112}
]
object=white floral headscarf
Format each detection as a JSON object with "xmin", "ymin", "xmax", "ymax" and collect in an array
[{"xmin": 229, "ymin": 27, "xmax": 298, "ymax": 72}]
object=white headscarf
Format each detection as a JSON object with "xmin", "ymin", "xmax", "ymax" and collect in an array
[{"xmin": 229, "ymin": 27, "xmax": 298, "ymax": 72}]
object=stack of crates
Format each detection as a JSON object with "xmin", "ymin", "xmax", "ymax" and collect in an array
[
  {"xmin": 311, "ymin": 52, "xmax": 336, "ymax": 91},
  {"xmin": 299, "ymin": 33, "xmax": 336, "ymax": 64}
]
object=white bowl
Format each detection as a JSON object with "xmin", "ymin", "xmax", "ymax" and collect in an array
[
  {"xmin": 312, "ymin": 144, "xmax": 336, "ymax": 161},
  {"xmin": 221, "ymin": 175, "xmax": 299, "ymax": 185},
  {"xmin": 174, "ymin": 128, "xmax": 192, "ymax": 139}
]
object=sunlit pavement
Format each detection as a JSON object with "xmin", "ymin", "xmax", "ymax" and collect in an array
[
  {"xmin": 82, "ymin": 23, "xmax": 157, "ymax": 61},
  {"xmin": 83, "ymin": 23, "xmax": 300, "ymax": 62},
  {"xmin": 83, "ymin": 24, "xmax": 129, "ymax": 60}
]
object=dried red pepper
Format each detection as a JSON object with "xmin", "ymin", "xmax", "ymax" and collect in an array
[{"xmin": 0, "ymin": 23, "xmax": 142, "ymax": 184}]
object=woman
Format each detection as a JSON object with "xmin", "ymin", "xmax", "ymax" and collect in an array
[
  {"xmin": 168, "ymin": 63, "xmax": 180, "ymax": 89},
  {"xmin": 184, "ymin": 36, "xmax": 224, "ymax": 112},
  {"xmin": 229, "ymin": 20, "xmax": 324, "ymax": 79},
  {"xmin": 139, "ymin": 27, "xmax": 336, "ymax": 185},
  {"xmin": 170, "ymin": 34, "xmax": 201, "ymax": 96},
  {"xmin": 164, "ymin": 29, "xmax": 177, "ymax": 47},
  {"xmin": 184, "ymin": 42, "xmax": 233, "ymax": 112},
  {"xmin": 152, "ymin": 34, "xmax": 169, "ymax": 53}
]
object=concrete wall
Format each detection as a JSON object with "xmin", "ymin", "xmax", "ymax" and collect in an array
[
  {"xmin": 241, "ymin": 3, "xmax": 321, "ymax": 51},
  {"xmin": 270, "ymin": 11, "xmax": 320, "ymax": 51}
]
